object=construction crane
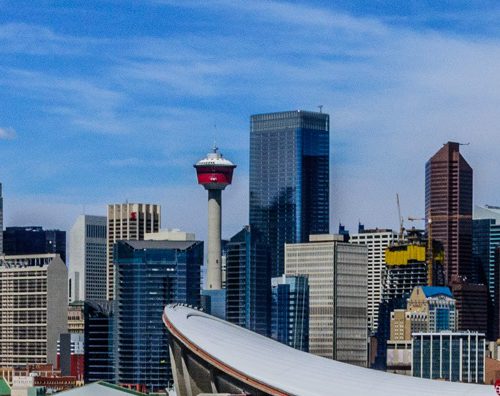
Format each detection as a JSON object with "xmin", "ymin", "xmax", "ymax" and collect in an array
[
  {"xmin": 396, "ymin": 194, "xmax": 404, "ymax": 243},
  {"xmin": 408, "ymin": 213, "xmax": 472, "ymax": 286}
]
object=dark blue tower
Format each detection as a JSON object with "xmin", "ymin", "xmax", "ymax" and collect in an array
[{"xmin": 249, "ymin": 110, "xmax": 330, "ymax": 277}]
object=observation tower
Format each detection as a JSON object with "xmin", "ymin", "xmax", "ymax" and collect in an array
[{"xmin": 194, "ymin": 146, "xmax": 236, "ymax": 290}]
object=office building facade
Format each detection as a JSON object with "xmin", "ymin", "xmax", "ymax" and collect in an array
[
  {"xmin": 3, "ymin": 227, "xmax": 66, "ymax": 262},
  {"xmin": 84, "ymin": 300, "xmax": 115, "ymax": 384},
  {"xmin": 412, "ymin": 332, "xmax": 485, "ymax": 383},
  {"xmin": 350, "ymin": 229, "xmax": 397, "ymax": 333},
  {"xmin": 69, "ymin": 215, "xmax": 107, "ymax": 302},
  {"xmin": 285, "ymin": 235, "xmax": 368, "ymax": 367},
  {"xmin": 106, "ymin": 203, "xmax": 160, "ymax": 300},
  {"xmin": 450, "ymin": 281, "xmax": 488, "ymax": 333},
  {"xmin": 114, "ymin": 240, "xmax": 202, "ymax": 392},
  {"xmin": 425, "ymin": 142, "xmax": 473, "ymax": 283},
  {"xmin": 249, "ymin": 110, "xmax": 330, "ymax": 277},
  {"xmin": 271, "ymin": 275, "xmax": 309, "ymax": 352},
  {"xmin": 0, "ymin": 254, "xmax": 67, "ymax": 366},
  {"xmin": 473, "ymin": 205, "xmax": 500, "ymax": 339},
  {"xmin": 225, "ymin": 226, "xmax": 270, "ymax": 337},
  {"xmin": 68, "ymin": 301, "xmax": 85, "ymax": 334}
]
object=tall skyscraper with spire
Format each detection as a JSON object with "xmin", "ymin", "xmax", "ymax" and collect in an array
[
  {"xmin": 249, "ymin": 110, "xmax": 330, "ymax": 277},
  {"xmin": 425, "ymin": 142, "xmax": 473, "ymax": 283}
]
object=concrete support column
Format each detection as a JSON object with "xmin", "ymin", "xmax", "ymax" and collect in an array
[{"xmin": 207, "ymin": 189, "xmax": 222, "ymax": 290}]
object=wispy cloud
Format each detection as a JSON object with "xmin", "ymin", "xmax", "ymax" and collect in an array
[
  {"xmin": 2, "ymin": 1, "xmax": 500, "ymax": 233},
  {"xmin": 0, "ymin": 127, "xmax": 16, "ymax": 140}
]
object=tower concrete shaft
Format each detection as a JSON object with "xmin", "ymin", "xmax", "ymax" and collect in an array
[
  {"xmin": 195, "ymin": 146, "xmax": 236, "ymax": 291},
  {"xmin": 207, "ymin": 189, "xmax": 222, "ymax": 289}
]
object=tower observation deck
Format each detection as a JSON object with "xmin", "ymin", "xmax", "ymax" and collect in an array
[{"xmin": 194, "ymin": 147, "xmax": 236, "ymax": 290}]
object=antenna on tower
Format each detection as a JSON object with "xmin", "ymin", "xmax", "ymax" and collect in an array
[
  {"xmin": 318, "ymin": 105, "xmax": 323, "ymax": 113},
  {"xmin": 213, "ymin": 122, "xmax": 218, "ymax": 152}
]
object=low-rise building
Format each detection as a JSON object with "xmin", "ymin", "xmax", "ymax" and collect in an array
[{"xmin": 412, "ymin": 332, "xmax": 486, "ymax": 383}]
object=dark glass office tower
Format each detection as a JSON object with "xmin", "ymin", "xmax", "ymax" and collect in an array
[
  {"xmin": 114, "ymin": 240, "xmax": 202, "ymax": 392},
  {"xmin": 225, "ymin": 226, "xmax": 270, "ymax": 336},
  {"xmin": 84, "ymin": 300, "xmax": 115, "ymax": 384},
  {"xmin": 425, "ymin": 142, "xmax": 473, "ymax": 283},
  {"xmin": 250, "ymin": 110, "xmax": 330, "ymax": 277},
  {"xmin": 4, "ymin": 226, "xmax": 66, "ymax": 262},
  {"xmin": 473, "ymin": 205, "xmax": 500, "ymax": 339}
]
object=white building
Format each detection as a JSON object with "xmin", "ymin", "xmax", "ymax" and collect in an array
[
  {"xmin": 68, "ymin": 215, "xmax": 107, "ymax": 302},
  {"xmin": 285, "ymin": 234, "xmax": 368, "ymax": 367},
  {"xmin": 145, "ymin": 229, "xmax": 195, "ymax": 241},
  {"xmin": 0, "ymin": 254, "xmax": 67, "ymax": 366},
  {"xmin": 107, "ymin": 203, "xmax": 160, "ymax": 300},
  {"xmin": 350, "ymin": 228, "xmax": 397, "ymax": 333}
]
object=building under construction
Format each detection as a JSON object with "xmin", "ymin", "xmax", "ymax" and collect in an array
[{"xmin": 374, "ymin": 228, "xmax": 444, "ymax": 369}]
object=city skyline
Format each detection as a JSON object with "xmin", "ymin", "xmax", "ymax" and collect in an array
[{"xmin": 2, "ymin": 1, "xmax": 500, "ymax": 244}]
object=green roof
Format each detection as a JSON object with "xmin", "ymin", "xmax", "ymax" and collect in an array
[
  {"xmin": 57, "ymin": 381, "xmax": 148, "ymax": 396},
  {"xmin": 0, "ymin": 377, "xmax": 10, "ymax": 396}
]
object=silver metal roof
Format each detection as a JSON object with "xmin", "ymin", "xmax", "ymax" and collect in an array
[{"xmin": 164, "ymin": 304, "xmax": 493, "ymax": 396}]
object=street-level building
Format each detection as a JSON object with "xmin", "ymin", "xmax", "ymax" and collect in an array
[{"xmin": 285, "ymin": 234, "xmax": 368, "ymax": 367}]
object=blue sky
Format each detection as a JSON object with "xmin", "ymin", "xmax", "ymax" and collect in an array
[{"xmin": 1, "ymin": 1, "xmax": 500, "ymax": 242}]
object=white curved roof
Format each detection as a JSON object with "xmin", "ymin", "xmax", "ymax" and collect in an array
[{"xmin": 164, "ymin": 305, "xmax": 493, "ymax": 396}]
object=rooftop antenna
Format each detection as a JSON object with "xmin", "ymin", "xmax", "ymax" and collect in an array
[
  {"xmin": 318, "ymin": 105, "xmax": 323, "ymax": 113},
  {"xmin": 213, "ymin": 122, "xmax": 218, "ymax": 152}
]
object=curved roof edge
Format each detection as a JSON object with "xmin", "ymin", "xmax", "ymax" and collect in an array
[{"xmin": 163, "ymin": 304, "xmax": 492, "ymax": 396}]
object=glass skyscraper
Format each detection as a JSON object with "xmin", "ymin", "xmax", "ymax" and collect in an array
[
  {"xmin": 271, "ymin": 274, "xmax": 309, "ymax": 352},
  {"xmin": 473, "ymin": 205, "xmax": 500, "ymax": 339},
  {"xmin": 250, "ymin": 110, "xmax": 330, "ymax": 277},
  {"xmin": 225, "ymin": 226, "xmax": 270, "ymax": 336},
  {"xmin": 84, "ymin": 300, "xmax": 115, "ymax": 384},
  {"xmin": 114, "ymin": 239, "xmax": 202, "ymax": 392}
]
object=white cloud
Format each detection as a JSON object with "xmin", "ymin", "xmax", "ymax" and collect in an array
[
  {"xmin": 0, "ymin": 127, "xmax": 16, "ymax": 140},
  {"xmin": 3, "ymin": 2, "xmax": 500, "ymax": 233}
]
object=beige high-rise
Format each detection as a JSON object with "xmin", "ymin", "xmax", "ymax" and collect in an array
[
  {"xmin": 106, "ymin": 203, "xmax": 160, "ymax": 300},
  {"xmin": 0, "ymin": 254, "xmax": 67, "ymax": 366},
  {"xmin": 285, "ymin": 235, "xmax": 368, "ymax": 367}
]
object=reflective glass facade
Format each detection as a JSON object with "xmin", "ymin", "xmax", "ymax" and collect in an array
[
  {"xmin": 84, "ymin": 300, "xmax": 115, "ymax": 384},
  {"xmin": 412, "ymin": 332, "xmax": 485, "ymax": 383},
  {"xmin": 271, "ymin": 275, "xmax": 309, "ymax": 352},
  {"xmin": 114, "ymin": 240, "xmax": 202, "ymax": 392},
  {"xmin": 473, "ymin": 205, "xmax": 500, "ymax": 339},
  {"xmin": 3, "ymin": 227, "xmax": 66, "ymax": 262},
  {"xmin": 225, "ymin": 226, "xmax": 270, "ymax": 336},
  {"xmin": 250, "ymin": 111, "xmax": 329, "ymax": 277}
]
